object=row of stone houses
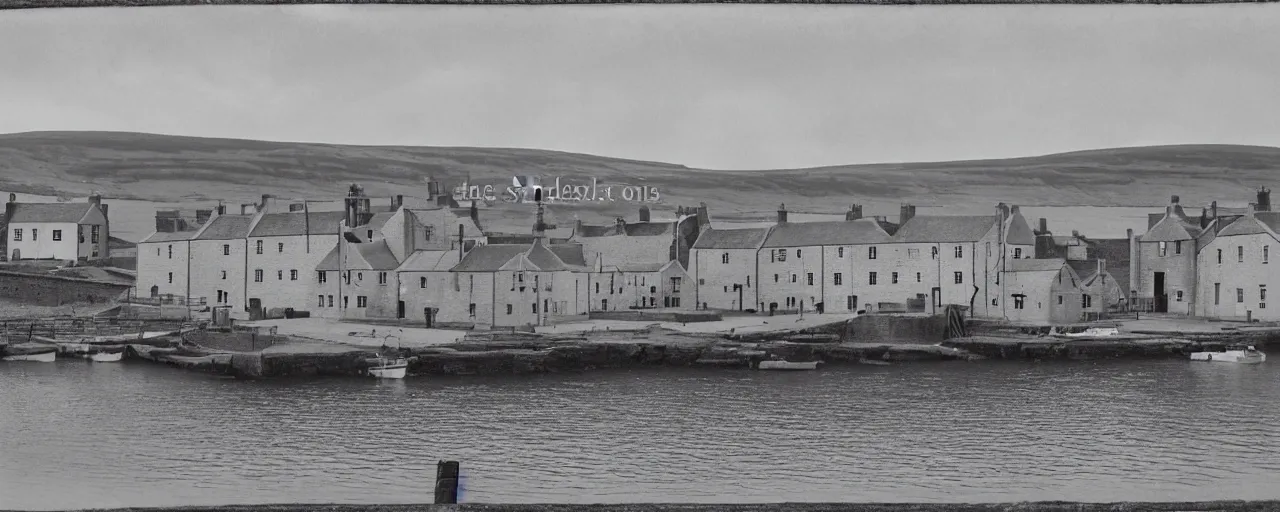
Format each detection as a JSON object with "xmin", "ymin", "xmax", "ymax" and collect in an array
[
  {"xmin": 688, "ymin": 203, "xmax": 1092, "ymax": 324},
  {"xmin": 1131, "ymin": 188, "xmax": 1280, "ymax": 321},
  {"xmin": 137, "ymin": 183, "xmax": 706, "ymax": 327}
]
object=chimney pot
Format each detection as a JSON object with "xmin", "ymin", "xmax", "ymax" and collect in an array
[{"xmin": 777, "ymin": 204, "xmax": 788, "ymax": 224}]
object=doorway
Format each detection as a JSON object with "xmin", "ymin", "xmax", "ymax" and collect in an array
[
  {"xmin": 249, "ymin": 298, "xmax": 263, "ymax": 320},
  {"xmin": 931, "ymin": 287, "xmax": 942, "ymax": 310},
  {"xmin": 424, "ymin": 307, "xmax": 438, "ymax": 328},
  {"xmin": 1154, "ymin": 271, "xmax": 1167, "ymax": 313},
  {"xmin": 150, "ymin": 285, "xmax": 159, "ymax": 298},
  {"xmin": 397, "ymin": 301, "xmax": 406, "ymax": 319},
  {"xmin": 10, "ymin": 248, "xmax": 18, "ymax": 261},
  {"xmin": 847, "ymin": 295, "xmax": 857, "ymax": 311}
]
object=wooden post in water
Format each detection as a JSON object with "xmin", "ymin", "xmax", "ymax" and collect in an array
[{"xmin": 435, "ymin": 460, "xmax": 460, "ymax": 504}]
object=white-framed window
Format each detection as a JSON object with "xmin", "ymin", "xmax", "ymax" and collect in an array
[
  {"xmin": 90, "ymin": 225, "xmax": 99, "ymax": 243},
  {"xmin": 378, "ymin": 272, "xmax": 388, "ymax": 284},
  {"xmin": 12, "ymin": 228, "xmax": 21, "ymax": 241},
  {"xmin": 278, "ymin": 242, "xmax": 284, "ymax": 253},
  {"xmin": 167, "ymin": 272, "xmax": 173, "ymax": 283},
  {"xmin": 954, "ymin": 245, "xmax": 963, "ymax": 258},
  {"xmin": 954, "ymin": 272, "xmax": 963, "ymax": 284},
  {"xmin": 357, "ymin": 296, "xmax": 368, "ymax": 308},
  {"xmin": 290, "ymin": 270, "xmax": 298, "ymax": 281},
  {"xmin": 224, "ymin": 244, "xmax": 231, "ymax": 255},
  {"xmin": 722, "ymin": 253, "xmax": 729, "ymax": 264},
  {"xmin": 1158, "ymin": 241, "xmax": 1167, "ymax": 257},
  {"xmin": 837, "ymin": 247, "xmax": 844, "ymax": 258},
  {"xmin": 256, "ymin": 240, "xmax": 263, "ymax": 254},
  {"xmin": 420, "ymin": 277, "xmax": 427, "ymax": 288},
  {"xmin": 318, "ymin": 271, "xmax": 327, "ymax": 283},
  {"xmin": 254, "ymin": 269, "xmax": 263, "ymax": 282},
  {"xmin": 868, "ymin": 246, "xmax": 877, "ymax": 259},
  {"xmin": 892, "ymin": 272, "xmax": 899, "ymax": 284},
  {"xmin": 52, "ymin": 230, "xmax": 62, "ymax": 241},
  {"xmin": 277, "ymin": 270, "xmax": 283, "ymax": 281},
  {"xmin": 833, "ymin": 273, "xmax": 842, "ymax": 286},
  {"xmin": 869, "ymin": 272, "xmax": 878, "ymax": 285}
]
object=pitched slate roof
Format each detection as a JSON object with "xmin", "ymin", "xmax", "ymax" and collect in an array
[
  {"xmin": 1007, "ymin": 258, "xmax": 1068, "ymax": 272},
  {"xmin": 248, "ymin": 211, "xmax": 347, "ymax": 237},
  {"xmin": 1004, "ymin": 215, "xmax": 1037, "ymax": 245},
  {"xmin": 194, "ymin": 215, "xmax": 254, "ymax": 240},
  {"xmin": 451, "ymin": 244, "xmax": 530, "ymax": 272},
  {"xmin": 692, "ymin": 227, "xmax": 772, "ymax": 250},
  {"xmin": 549, "ymin": 244, "xmax": 587, "ymax": 267},
  {"xmin": 574, "ymin": 221, "xmax": 673, "ymax": 238},
  {"xmin": 1216, "ymin": 216, "xmax": 1271, "ymax": 238},
  {"xmin": 1252, "ymin": 212, "xmax": 1280, "ymax": 235},
  {"xmin": 1141, "ymin": 214, "xmax": 1200, "ymax": 242},
  {"xmin": 316, "ymin": 245, "xmax": 341, "ymax": 271},
  {"xmin": 525, "ymin": 243, "xmax": 573, "ymax": 271},
  {"xmin": 893, "ymin": 215, "xmax": 996, "ymax": 243},
  {"xmin": 353, "ymin": 240, "xmax": 401, "ymax": 270},
  {"xmin": 366, "ymin": 212, "xmax": 395, "ymax": 232},
  {"xmin": 6, "ymin": 203, "xmax": 96, "ymax": 224},
  {"xmin": 396, "ymin": 250, "xmax": 460, "ymax": 272},
  {"xmin": 761, "ymin": 219, "xmax": 889, "ymax": 248},
  {"xmin": 140, "ymin": 231, "xmax": 198, "ymax": 243},
  {"xmin": 1066, "ymin": 260, "xmax": 1100, "ymax": 280},
  {"xmin": 408, "ymin": 208, "xmax": 484, "ymax": 239},
  {"xmin": 616, "ymin": 262, "xmax": 667, "ymax": 272}
]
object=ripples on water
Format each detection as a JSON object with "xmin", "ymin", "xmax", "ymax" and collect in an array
[{"xmin": 2, "ymin": 360, "xmax": 1280, "ymax": 510}]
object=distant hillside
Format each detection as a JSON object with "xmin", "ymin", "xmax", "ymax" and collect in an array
[{"xmin": 3, "ymin": 131, "xmax": 1280, "ymax": 228}]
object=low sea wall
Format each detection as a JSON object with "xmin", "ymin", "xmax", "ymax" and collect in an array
[
  {"xmin": 0, "ymin": 270, "xmax": 131, "ymax": 306},
  {"xmin": 588, "ymin": 310, "xmax": 722, "ymax": 322},
  {"xmin": 45, "ymin": 501, "xmax": 1280, "ymax": 512}
]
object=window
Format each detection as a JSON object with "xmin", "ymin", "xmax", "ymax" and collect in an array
[
  {"xmin": 469, "ymin": 304, "xmax": 476, "ymax": 317},
  {"xmin": 916, "ymin": 272, "xmax": 922, "ymax": 283},
  {"xmin": 343, "ymin": 296, "xmax": 349, "ymax": 309},
  {"xmin": 358, "ymin": 272, "xmax": 363, "ymax": 281},
  {"xmin": 601, "ymin": 299, "xmax": 608, "ymax": 310},
  {"xmin": 892, "ymin": 272, "xmax": 899, "ymax": 284},
  {"xmin": 807, "ymin": 273, "xmax": 814, "ymax": 286},
  {"xmin": 838, "ymin": 247, "xmax": 844, "ymax": 258},
  {"xmin": 907, "ymin": 248, "xmax": 919, "ymax": 259},
  {"xmin": 357, "ymin": 296, "xmax": 367, "ymax": 308},
  {"xmin": 1238, "ymin": 288, "xmax": 1245, "ymax": 303},
  {"xmin": 723, "ymin": 286, "xmax": 728, "ymax": 293},
  {"xmin": 1176, "ymin": 290, "xmax": 1183, "ymax": 302},
  {"xmin": 1218, "ymin": 249, "xmax": 1223, "ymax": 264},
  {"xmin": 318, "ymin": 271, "xmax": 327, "ymax": 283},
  {"xmin": 221, "ymin": 270, "xmax": 227, "ymax": 280},
  {"xmin": 954, "ymin": 272, "xmax": 963, "ymax": 284},
  {"xmin": 1058, "ymin": 295, "xmax": 1063, "ymax": 305},
  {"xmin": 1013, "ymin": 295, "xmax": 1025, "ymax": 309},
  {"xmin": 254, "ymin": 269, "xmax": 263, "ymax": 282},
  {"xmin": 595, "ymin": 282, "xmax": 600, "ymax": 294},
  {"xmin": 869, "ymin": 272, "xmax": 878, "ymax": 285},
  {"xmin": 777, "ymin": 249, "xmax": 787, "ymax": 262},
  {"xmin": 833, "ymin": 273, "xmax": 843, "ymax": 286},
  {"xmin": 91, "ymin": 225, "xmax": 99, "ymax": 244},
  {"xmin": 31, "ymin": 229, "xmax": 36, "ymax": 241},
  {"xmin": 425, "ymin": 227, "xmax": 433, "ymax": 242},
  {"xmin": 52, "ymin": 230, "xmax": 61, "ymax": 241},
  {"xmin": 796, "ymin": 249, "xmax": 802, "ymax": 258},
  {"xmin": 533, "ymin": 303, "xmax": 539, "ymax": 314},
  {"xmin": 699, "ymin": 278, "xmax": 706, "ymax": 285},
  {"xmin": 746, "ymin": 276, "xmax": 750, "ymax": 287},
  {"xmin": 954, "ymin": 246, "xmax": 963, "ymax": 258},
  {"xmin": 1215, "ymin": 283, "xmax": 1221, "ymax": 305},
  {"xmin": 1013, "ymin": 247, "xmax": 1022, "ymax": 259},
  {"xmin": 78, "ymin": 226, "xmax": 84, "ymax": 243},
  {"xmin": 278, "ymin": 242, "xmax": 284, "ymax": 253},
  {"xmin": 167, "ymin": 245, "xmax": 173, "ymax": 259},
  {"xmin": 277, "ymin": 270, "xmax": 283, "ymax": 281},
  {"xmin": 327, "ymin": 295, "xmax": 334, "ymax": 307},
  {"xmin": 1262, "ymin": 285, "xmax": 1268, "ymax": 309},
  {"xmin": 931, "ymin": 246, "xmax": 938, "ymax": 259},
  {"xmin": 721, "ymin": 253, "xmax": 729, "ymax": 264},
  {"xmin": 1266, "ymin": 246, "xmax": 1271, "ymax": 264},
  {"xmin": 986, "ymin": 242, "xmax": 991, "ymax": 256},
  {"xmin": 1239, "ymin": 246, "xmax": 1245, "ymax": 263},
  {"xmin": 1175, "ymin": 240, "xmax": 1182, "ymax": 255},
  {"xmin": 367, "ymin": 230, "xmax": 373, "ymax": 240},
  {"xmin": 256, "ymin": 240, "xmax": 263, "ymax": 254},
  {"xmin": 290, "ymin": 270, "xmax": 298, "ymax": 281},
  {"xmin": 12, "ymin": 228, "xmax": 20, "ymax": 241},
  {"xmin": 318, "ymin": 295, "xmax": 325, "ymax": 307},
  {"xmin": 791, "ymin": 274, "xmax": 797, "ymax": 283},
  {"xmin": 1082, "ymin": 294, "xmax": 1092, "ymax": 308},
  {"xmin": 868, "ymin": 246, "xmax": 877, "ymax": 259},
  {"xmin": 378, "ymin": 272, "xmax": 387, "ymax": 284},
  {"xmin": 167, "ymin": 272, "xmax": 173, "ymax": 284},
  {"xmin": 507, "ymin": 304, "xmax": 513, "ymax": 314},
  {"xmin": 420, "ymin": 277, "xmax": 427, "ymax": 288},
  {"xmin": 1158, "ymin": 241, "xmax": 1167, "ymax": 257},
  {"xmin": 224, "ymin": 244, "xmax": 231, "ymax": 256}
]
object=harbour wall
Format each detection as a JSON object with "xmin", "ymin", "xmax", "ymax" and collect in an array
[
  {"xmin": 37, "ymin": 500, "xmax": 1280, "ymax": 512},
  {"xmin": 0, "ymin": 270, "xmax": 131, "ymax": 306}
]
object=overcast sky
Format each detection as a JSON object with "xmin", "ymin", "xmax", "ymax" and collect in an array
[{"xmin": 1, "ymin": 4, "xmax": 1277, "ymax": 170}]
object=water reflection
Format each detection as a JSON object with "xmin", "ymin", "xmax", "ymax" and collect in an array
[{"xmin": 2, "ymin": 360, "xmax": 1280, "ymax": 510}]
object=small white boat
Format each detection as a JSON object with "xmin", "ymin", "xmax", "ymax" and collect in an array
[
  {"xmin": 2, "ymin": 350, "xmax": 57, "ymax": 363},
  {"xmin": 89, "ymin": 351, "xmax": 123, "ymax": 363},
  {"xmin": 757, "ymin": 359, "xmax": 821, "ymax": 371},
  {"xmin": 1191, "ymin": 345, "xmax": 1266, "ymax": 364},
  {"xmin": 368, "ymin": 357, "xmax": 409, "ymax": 379}
]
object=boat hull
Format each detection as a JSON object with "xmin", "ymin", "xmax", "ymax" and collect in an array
[
  {"xmin": 369, "ymin": 365, "xmax": 407, "ymax": 379},
  {"xmin": 89, "ymin": 351, "xmax": 124, "ymax": 363},
  {"xmin": 1191, "ymin": 351, "xmax": 1266, "ymax": 364},
  {"xmin": 3, "ymin": 351, "xmax": 57, "ymax": 363},
  {"xmin": 757, "ymin": 360, "xmax": 820, "ymax": 371}
]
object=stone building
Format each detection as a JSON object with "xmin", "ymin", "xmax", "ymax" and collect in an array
[
  {"xmin": 1131, "ymin": 195, "xmax": 1206, "ymax": 314},
  {"xmin": 756, "ymin": 204, "xmax": 890, "ymax": 314},
  {"xmin": 690, "ymin": 226, "xmax": 772, "ymax": 311},
  {"xmin": 1002, "ymin": 258, "xmax": 1085, "ymax": 324},
  {"xmin": 1194, "ymin": 209, "xmax": 1280, "ymax": 321},
  {"xmin": 3, "ymin": 193, "xmax": 111, "ymax": 262}
]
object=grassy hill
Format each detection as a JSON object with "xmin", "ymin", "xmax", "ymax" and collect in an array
[{"xmin": 3, "ymin": 131, "xmax": 1280, "ymax": 228}]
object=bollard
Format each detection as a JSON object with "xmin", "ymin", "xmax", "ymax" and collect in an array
[{"xmin": 435, "ymin": 460, "xmax": 460, "ymax": 504}]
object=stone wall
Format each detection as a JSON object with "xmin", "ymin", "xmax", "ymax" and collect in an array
[
  {"xmin": 843, "ymin": 314, "xmax": 948, "ymax": 343},
  {"xmin": 0, "ymin": 271, "xmax": 131, "ymax": 306},
  {"xmin": 0, "ymin": 316, "xmax": 187, "ymax": 338}
]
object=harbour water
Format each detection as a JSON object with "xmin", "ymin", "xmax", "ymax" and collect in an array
[{"xmin": 2, "ymin": 359, "xmax": 1280, "ymax": 511}]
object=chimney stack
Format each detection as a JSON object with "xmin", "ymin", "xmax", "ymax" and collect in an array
[
  {"xmin": 777, "ymin": 203, "xmax": 788, "ymax": 224},
  {"xmin": 394, "ymin": 194, "xmax": 404, "ymax": 211},
  {"xmin": 639, "ymin": 205, "xmax": 651, "ymax": 223},
  {"xmin": 997, "ymin": 203, "xmax": 1009, "ymax": 223},
  {"xmin": 89, "ymin": 193, "xmax": 102, "ymax": 209},
  {"xmin": 260, "ymin": 194, "xmax": 276, "ymax": 214},
  {"xmin": 1259, "ymin": 187, "xmax": 1272, "ymax": 212},
  {"xmin": 899, "ymin": 204, "xmax": 916, "ymax": 225},
  {"xmin": 216, "ymin": 203, "xmax": 226, "ymax": 216},
  {"xmin": 1038, "ymin": 218, "xmax": 1048, "ymax": 234},
  {"xmin": 697, "ymin": 202, "xmax": 710, "ymax": 232},
  {"xmin": 846, "ymin": 204, "xmax": 863, "ymax": 221}
]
